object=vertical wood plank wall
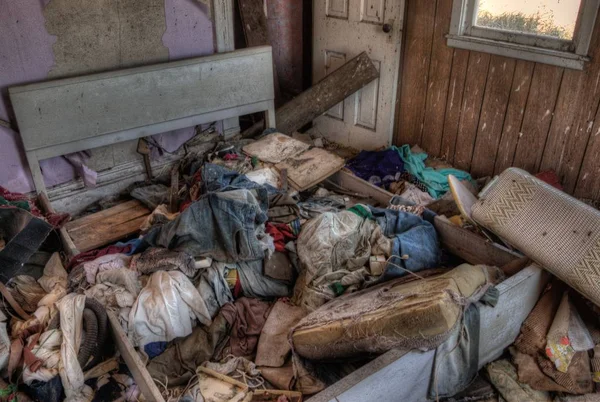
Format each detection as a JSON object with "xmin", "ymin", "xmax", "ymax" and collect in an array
[{"xmin": 395, "ymin": 0, "xmax": 600, "ymax": 200}]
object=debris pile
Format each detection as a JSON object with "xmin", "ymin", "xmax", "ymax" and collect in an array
[{"xmin": 0, "ymin": 132, "xmax": 599, "ymax": 402}]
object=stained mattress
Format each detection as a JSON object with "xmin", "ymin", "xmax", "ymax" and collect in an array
[
  {"xmin": 471, "ymin": 168, "xmax": 600, "ymax": 307},
  {"xmin": 291, "ymin": 264, "xmax": 498, "ymax": 360}
]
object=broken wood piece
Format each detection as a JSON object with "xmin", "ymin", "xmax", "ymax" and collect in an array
[
  {"xmin": 84, "ymin": 357, "xmax": 119, "ymax": 380},
  {"xmin": 65, "ymin": 200, "xmax": 151, "ymax": 252},
  {"xmin": 137, "ymin": 138, "xmax": 153, "ymax": 180},
  {"xmin": 107, "ymin": 312, "xmax": 165, "ymax": 402},
  {"xmin": 275, "ymin": 147, "xmax": 345, "ymax": 191},
  {"xmin": 242, "ymin": 52, "xmax": 379, "ymax": 137},
  {"xmin": 238, "ymin": 0, "xmax": 281, "ymax": 101}
]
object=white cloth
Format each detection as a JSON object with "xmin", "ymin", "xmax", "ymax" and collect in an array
[
  {"xmin": 83, "ymin": 254, "xmax": 132, "ymax": 284},
  {"xmin": 23, "ymin": 329, "xmax": 62, "ymax": 384},
  {"xmin": 38, "ymin": 252, "xmax": 68, "ymax": 308},
  {"xmin": 129, "ymin": 271, "xmax": 212, "ymax": 347},
  {"xmin": 57, "ymin": 294, "xmax": 93, "ymax": 402}
]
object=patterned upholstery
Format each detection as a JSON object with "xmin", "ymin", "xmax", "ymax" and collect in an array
[{"xmin": 472, "ymin": 168, "xmax": 600, "ymax": 306}]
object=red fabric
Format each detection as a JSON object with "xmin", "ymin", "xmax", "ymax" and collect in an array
[
  {"xmin": 265, "ymin": 223, "xmax": 296, "ymax": 253},
  {"xmin": 67, "ymin": 243, "xmax": 132, "ymax": 270},
  {"xmin": 0, "ymin": 186, "xmax": 71, "ymax": 229},
  {"xmin": 535, "ymin": 171, "xmax": 563, "ymax": 191}
]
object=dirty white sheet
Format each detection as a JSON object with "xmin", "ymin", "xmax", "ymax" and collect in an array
[
  {"xmin": 57, "ymin": 294, "xmax": 93, "ymax": 402},
  {"xmin": 129, "ymin": 271, "xmax": 212, "ymax": 347}
]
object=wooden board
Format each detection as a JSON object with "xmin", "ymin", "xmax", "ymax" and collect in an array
[
  {"xmin": 9, "ymin": 46, "xmax": 276, "ymax": 194},
  {"xmin": 453, "ymin": 52, "xmax": 491, "ymax": 171},
  {"xmin": 275, "ymin": 148, "xmax": 345, "ymax": 191},
  {"xmin": 542, "ymin": 14, "xmax": 600, "ymax": 194},
  {"xmin": 421, "ymin": 0, "xmax": 455, "ymax": 156},
  {"xmin": 395, "ymin": 0, "xmax": 436, "ymax": 146},
  {"xmin": 242, "ymin": 52, "xmax": 379, "ymax": 139},
  {"xmin": 433, "ymin": 216, "xmax": 520, "ymax": 267},
  {"xmin": 65, "ymin": 200, "xmax": 150, "ymax": 252},
  {"xmin": 107, "ymin": 312, "xmax": 165, "ymax": 402},
  {"xmin": 470, "ymin": 56, "xmax": 516, "ymax": 178},
  {"xmin": 243, "ymin": 132, "xmax": 310, "ymax": 163},
  {"xmin": 511, "ymin": 63, "xmax": 564, "ymax": 173},
  {"xmin": 493, "ymin": 60, "xmax": 535, "ymax": 174},
  {"xmin": 440, "ymin": 49, "xmax": 470, "ymax": 163},
  {"xmin": 274, "ymin": 52, "xmax": 379, "ymax": 136}
]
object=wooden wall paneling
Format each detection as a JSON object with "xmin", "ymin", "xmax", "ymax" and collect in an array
[
  {"xmin": 453, "ymin": 52, "xmax": 491, "ymax": 171},
  {"xmin": 511, "ymin": 64, "xmax": 564, "ymax": 173},
  {"xmin": 470, "ymin": 55, "xmax": 515, "ymax": 177},
  {"xmin": 540, "ymin": 17, "xmax": 600, "ymax": 193},
  {"xmin": 493, "ymin": 60, "xmax": 535, "ymax": 174},
  {"xmin": 421, "ymin": 0, "xmax": 454, "ymax": 157},
  {"xmin": 575, "ymin": 105, "xmax": 600, "ymax": 199},
  {"xmin": 395, "ymin": 0, "xmax": 437, "ymax": 146},
  {"xmin": 440, "ymin": 49, "xmax": 470, "ymax": 163}
]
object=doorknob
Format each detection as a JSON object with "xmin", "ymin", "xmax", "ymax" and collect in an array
[{"xmin": 382, "ymin": 23, "xmax": 392, "ymax": 33}]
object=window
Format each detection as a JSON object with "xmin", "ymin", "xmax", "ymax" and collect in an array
[{"xmin": 448, "ymin": 0, "xmax": 600, "ymax": 70}]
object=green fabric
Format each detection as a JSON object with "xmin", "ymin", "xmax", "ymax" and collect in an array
[
  {"xmin": 391, "ymin": 145, "xmax": 473, "ymax": 199},
  {"xmin": 0, "ymin": 196, "xmax": 30, "ymax": 211},
  {"xmin": 347, "ymin": 204, "xmax": 372, "ymax": 220}
]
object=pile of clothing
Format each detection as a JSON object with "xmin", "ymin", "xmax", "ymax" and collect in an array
[{"xmin": 345, "ymin": 145, "xmax": 473, "ymax": 204}]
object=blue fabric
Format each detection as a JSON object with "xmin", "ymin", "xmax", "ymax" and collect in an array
[
  {"xmin": 369, "ymin": 206, "xmax": 440, "ymax": 280},
  {"xmin": 143, "ymin": 165, "xmax": 270, "ymax": 262},
  {"xmin": 346, "ymin": 149, "xmax": 404, "ymax": 186},
  {"xmin": 115, "ymin": 238, "xmax": 144, "ymax": 255},
  {"xmin": 391, "ymin": 145, "xmax": 473, "ymax": 199},
  {"xmin": 145, "ymin": 341, "xmax": 167, "ymax": 359},
  {"xmin": 202, "ymin": 163, "xmax": 279, "ymax": 195}
]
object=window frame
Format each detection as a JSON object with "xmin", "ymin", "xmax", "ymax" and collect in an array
[{"xmin": 447, "ymin": 0, "xmax": 600, "ymax": 70}]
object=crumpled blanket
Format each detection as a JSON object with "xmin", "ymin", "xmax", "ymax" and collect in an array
[
  {"xmin": 220, "ymin": 297, "xmax": 272, "ymax": 357},
  {"xmin": 67, "ymin": 243, "xmax": 134, "ymax": 270},
  {"xmin": 130, "ymin": 247, "xmax": 196, "ymax": 277},
  {"xmin": 292, "ymin": 207, "xmax": 376, "ymax": 312},
  {"xmin": 345, "ymin": 149, "xmax": 404, "ymax": 184},
  {"xmin": 368, "ymin": 206, "xmax": 440, "ymax": 281},
  {"xmin": 83, "ymin": 254, "xmax": 132, "ymax": 284},
  {"xmin": 85, "ymin": 267, "xmax": 141, "ymax": 312},
  {"xmin": 146, "ymin": 313, "xmax": 231, "ymax": 387},
  {"xmin": 392, "ymin": 145, "xmax": 472, "ymax": 199},
  {"xmin": 129, "ymin": 270, "xmax": 212, "ymax": 347}
]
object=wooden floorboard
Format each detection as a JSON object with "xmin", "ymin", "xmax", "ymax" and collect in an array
[{"xmin": 66, "ymin": 200, "xmax": 150, "ymax": 252}]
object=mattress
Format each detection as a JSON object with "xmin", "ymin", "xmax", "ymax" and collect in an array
[
  {"xmin": 291, "ymin": 264, "xmax": 498, "ymax": 360},
  {"xmin": 471, "ymin": 168, "xmax": 600, "ymax": 306}
]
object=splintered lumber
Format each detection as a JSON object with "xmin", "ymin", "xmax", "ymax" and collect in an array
[{"xmin": 242, "ymin": 52, "xmax": 379, "ymax": 137}]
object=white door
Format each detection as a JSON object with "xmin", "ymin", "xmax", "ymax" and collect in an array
[{"xmin": 312, "ymin": 0, "xmax": 404, "ymax": 150}]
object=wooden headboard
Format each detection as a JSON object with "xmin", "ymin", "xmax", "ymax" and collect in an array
[{"xmin": 9, "ymin": 46, "xmax": 276, "ymax": 194}]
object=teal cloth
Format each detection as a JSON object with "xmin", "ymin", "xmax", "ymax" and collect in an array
[{"xmin": 391, "ymin": 145, "xmax": 473, "ymax": 199}]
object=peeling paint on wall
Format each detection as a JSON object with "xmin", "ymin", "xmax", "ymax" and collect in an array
[{"xmin": 0, "ymin": 0, "xmax": 215, "ymax": 193}]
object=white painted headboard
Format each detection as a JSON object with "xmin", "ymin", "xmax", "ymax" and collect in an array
[{"xmin": 9, "ymin": 46, "xmax": 276, "ymax": 194}]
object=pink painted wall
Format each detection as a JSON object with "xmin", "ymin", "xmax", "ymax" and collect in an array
[{"xmin": 0, "ymin": 0, "xmax": 215, "ymax": 194}]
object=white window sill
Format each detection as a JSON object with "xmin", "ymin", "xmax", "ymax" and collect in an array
[{"xmin": 447, "ymin": 34, "xmax": 589, "ymax": 70}]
